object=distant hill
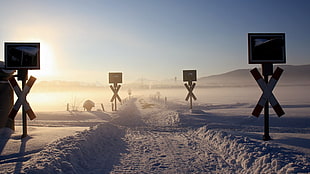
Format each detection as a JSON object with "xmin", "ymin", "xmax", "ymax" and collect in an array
[
  {"xmin": 199, "ymin": 64, "xmax": 310, "ymax": 87},
  {"xmin": 33, "ymin": 64, "xmax": 310, "ymax": 90}
]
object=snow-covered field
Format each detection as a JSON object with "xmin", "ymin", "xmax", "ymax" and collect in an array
[{"xmin": 0, "ymin": 86, "xmax": 310, "ymax": 173}]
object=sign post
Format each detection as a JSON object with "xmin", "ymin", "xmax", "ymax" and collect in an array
[
  {"xmin": 183, "ymin": 70, "xmax": 197, "ymax": 109},
  {"xmin": 248, "ymin": 33, "xmax": 286, "ymax": 141},
  {"xmin": 109, "ymin": 72, "xmax": 122, "ymax": 111},
  {"xmin": 4, "ymin": 42, "xmax": 40, "ymax": 139}
]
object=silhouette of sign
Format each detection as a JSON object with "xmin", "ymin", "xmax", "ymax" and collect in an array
[
  {"xmin": 248, "ymin": 33, "xmax": 286, "ymax": 141},
  {"xmin": 5, "ymin": 42, "xmax": 40, "ymax": 69},
  {"xmin": 183, "ymin": 70, "xmax": 197, "ymax": 82},
  {"xmin": 183, "ymin": 70, "xmax": 197, "ymax": 109},
  {"xmin": 109, "ymin": 72, "xmax": 122, "ymax": 84},
  {"xmin": 8, "ymin": 76, "xmax": 37, "ymax": 120},
  {"xmin": 248, "ymin": 33, "xmax": 286, "ymax": 64},
  {"xmin": 110, "ymin": 84, "xmax": 122, "ymax": 103},
  {"xmin": 251, "ymin": 67, "xmax": 284, "ymax": 117},
  {"xmin": 185, "ymin": 82, "xmax": 197, "ymax": 101},
  {"xmin": 109, "ymin": 72, "xmax": 122, "ymax": 111}
]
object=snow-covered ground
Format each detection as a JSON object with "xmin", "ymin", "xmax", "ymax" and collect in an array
[{"xmin": 1, "ymin": 86, "xmax": 310, "ymax": 173}]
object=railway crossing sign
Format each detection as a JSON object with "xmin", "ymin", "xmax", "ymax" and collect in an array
[
  {"xmin": 8, "ymin": 76, "xmax": 37, "ymax": 121},
  {"xmin": 5, "ymin": 42, "xmax": 40, "ymax": 69},
  {"xmin": 109, "ymin": 72, "xmax": 122, "ymax": 84},
  {"xmin": 251, "ymin": 67, "xmax": 284, "ymax": 117},
  {"xmin": 110, "ymin": 84, "xmax": 122, "ymax": 103},
  {"xmin": 183, "ymin": 70, "xmax": 197, "ymax": 82},
  {"xmin": 109, "ymin": 72, "xmax": 122, "ymax": 111},
  {"xmin": 248, "ymin": 33, "xmax": 286, "ymax": 64},
  {"xmin": 185, "ymin": 82, "xmax": 197, "ymax": 101},
  {"xmin": 248, "ymin": 33, "xmax": 286, "ymax": 141},
  {"xmin": 183, "ymin": 70, "xmax": 197, "ymax": 109},
  {"xmin": 4, "ymin": 42, "xmax": 40, "ymax": 138}
]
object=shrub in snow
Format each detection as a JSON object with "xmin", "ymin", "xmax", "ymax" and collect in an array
[{"xmin": 83, "ymin": 100, "xmax": 95, "ymax": 112}]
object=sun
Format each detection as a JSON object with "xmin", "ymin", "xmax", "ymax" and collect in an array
[{"xmin": 29, "ymin": 41, "xmax": 56, "ymax": 79}]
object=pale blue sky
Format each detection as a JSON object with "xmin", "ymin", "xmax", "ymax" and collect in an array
[{"xmin": 1, "ymin": 0, "xmax": 309, "ymax": 83}]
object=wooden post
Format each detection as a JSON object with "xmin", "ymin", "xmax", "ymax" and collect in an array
[{"xmin": 101, "ymin": 104, "xmax": 105, "ymax": 111}]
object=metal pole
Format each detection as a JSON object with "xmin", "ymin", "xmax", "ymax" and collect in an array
[
  {"xmin": 114, "ymin": 83, "xmax": 117, "ymax": 111},
  {"xmin": 21, "ymin": 71, "xmax": 28, "ymax": 139},
  {"xmin": 189, "ymin": 81, "xmax": 192, "ymax": 110},
  {"xmin": 263, "ymin": 75, "xmax": 271, "ymax": 141},
  {"xmin": 115, "ymin": 97, "xmax": 117, "ymax": 111}
]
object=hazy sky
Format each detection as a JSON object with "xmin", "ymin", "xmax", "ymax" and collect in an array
[{"xmin": 0, "ymin": 0, "xmax": 309, "ymax": 83}]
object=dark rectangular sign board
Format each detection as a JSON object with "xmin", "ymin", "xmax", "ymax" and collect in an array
[
  {"xmin": 109, "ymin": 72, "xmax": 122, "ymax": 83},
  {"xmin": 248, "ymin": 33, "xmax": 286, "ymax": 64},
  {"xmin": 183, "ymin": 70, "xmax": 197, "ymax": 82},
  {"xmin": 5, "ymin": 42, "xmax": 40, "ymax": 69}
]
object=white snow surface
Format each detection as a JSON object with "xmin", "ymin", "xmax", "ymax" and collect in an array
[{"xmin": 1, "ymin": 91, "xmax": 310, "ymax": 173}]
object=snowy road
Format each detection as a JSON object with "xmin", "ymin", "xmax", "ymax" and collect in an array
[
  {"xmin": 111, "ymin": 99, "xmax": 236, "ymax": 173},
  {"xmin": 109, "ymin": 98, "xmax": 310, "ymax": 173},
  {"xmin": 1, "ymin": 97, "xmax": 310, "ymax": 173},
  {"xmin": 112, "ymin": 128, "xmax": 236, "ymax": 173}
]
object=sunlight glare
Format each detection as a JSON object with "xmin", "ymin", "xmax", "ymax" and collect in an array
[{"xmin": 30, "ymin": 41, "xmax": 56, "ymax": 79}]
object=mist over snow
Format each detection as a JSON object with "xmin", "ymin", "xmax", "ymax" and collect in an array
[
  {"xmin": 1, "ymin": 65, "xmax": 310, "ymax": 173},
  {"xmin": 1, "ymin": 84, "xmax": 310, "ymax": 173},
  {"xmin": 32, "ymin": 64, "xmax": 310, "ymax": 90}
]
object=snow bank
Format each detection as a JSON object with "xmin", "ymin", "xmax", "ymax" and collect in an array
[
  {"xmin": 137, "ymin": 98, "xmax": 180, "ymax": 127},
  {"xmin": 23, "ymin": 123, "xmax": 126, "ymax": 174},
  {"xmin": 3, "ymin": 96, "xmax": 308, "ymax": 173},
  {"xmin": 195, "ymin": 126, "xmax": 310, "ymax": 174}
]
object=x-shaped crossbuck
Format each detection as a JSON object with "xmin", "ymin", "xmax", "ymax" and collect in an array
[
  {"xmin": 185, "ymin": 82, "xmax": 197, "ymax": 101},
  {"xmin": 8, "ymin": 76, "xmax": 37, "ymax": 120},
  {"xmin": 110, "ymin": 84, "xmax": 122, "ymax": 102},
  {"xmin": 251, "ymin": 67, "xmax": 285, "ymax": 117}
]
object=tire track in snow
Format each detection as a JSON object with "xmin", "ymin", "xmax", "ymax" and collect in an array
[
  {"xmin": 182, "ymin": 131, "xmax": 237, "ymax": 173},
  {"xmin": 110, "ymin": 98, "xmax": 237, "ymax": 173},
  {"xmin": 112, "ymin": 128, "xmax": 238, "ymax": 173},
  {"xmin": 111, "ymin": 98, "xmax": 310, "ymax": 173},
  {"xmin": 111, "ymin": 129, "xmax": 192, "ymax": 173}
]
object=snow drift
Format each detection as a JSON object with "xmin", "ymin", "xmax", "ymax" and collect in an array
[
  {"xmin": 21, "ymin": 124, "xmax": 310, "ymax": 174},
  {"xmin": 23, "ymin": 123, "xmax": 126, "ymax": 174},
  {"xmin": 195, "ymin": 126, "xmax": 310, "ymax": 174},
  {"xmin": 19, "ymin": 97, "xmax": 310, "ymax": 173},
  {"xmin": 20, "ymin": 117, "xmax": 310, "ymax": 174}
]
